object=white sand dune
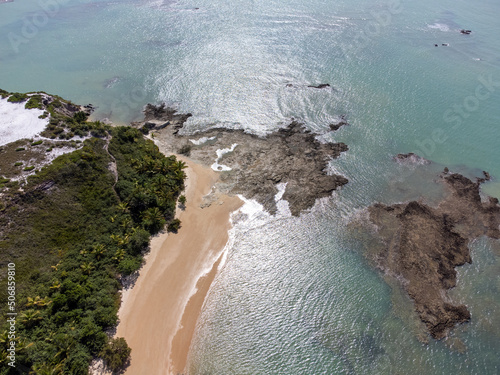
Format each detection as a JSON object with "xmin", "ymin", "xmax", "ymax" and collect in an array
[{"xmin": 0, "ymin": 98, "xmax": 49, "ymax": 146}]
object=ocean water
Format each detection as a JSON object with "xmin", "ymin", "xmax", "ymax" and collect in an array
[{"xmin": 1, "ymin": 0, "xmax": 500, "ymax": 373}]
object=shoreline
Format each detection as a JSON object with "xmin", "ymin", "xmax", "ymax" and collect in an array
[{"xmin": 116, "ymin": 154, "xmax": 242, "ymax": 375}]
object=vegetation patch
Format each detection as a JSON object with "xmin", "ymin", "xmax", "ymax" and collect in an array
[
  {"xmin": 0, "ymin": 124, "xmax": 185, "ymax": 374},
  {"xmin": 25, "ymin": 95, "xmax": 43, "ymax": 110},
  {"xmin": 0, "ymin": 89, "xmax": 10, "ymax": 99},
  {"xmin": 7, "ymin": 92, "xmax": 28, "ymax": 103}
]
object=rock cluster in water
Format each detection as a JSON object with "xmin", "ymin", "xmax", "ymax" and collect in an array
[
  {"xmin": 368, "ymin": 170, "xmax": 500, "ymax": 339},
  {"xmin": 133, "ymin": 104, "xmax": 349, "ymax": 216}
]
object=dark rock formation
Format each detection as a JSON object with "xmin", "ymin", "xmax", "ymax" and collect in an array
[
  {"xmin": 393, "ymin": 152, "xmax": 430, "ymax": 165},
  {"xmin": 368, "ymin": 172, "xmax": 500, "ymax": 339},
  {"xmin": 329, "ymin": 115, "xmax": 349, "ymax": 131},
  {"xmin": 308, "ymin": 83, "xmax": 331, "ymax": 89},
  {"xmin": 460, "ymin": 29, "xmax": 472, "ymax": 35},
  {"xmin": 135, "ymin": 105, "xmax": 349, "ymax": 216}
]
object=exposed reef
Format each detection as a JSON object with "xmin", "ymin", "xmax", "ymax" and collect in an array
[
  {"xmin": 308, "ymin": 83, "xmax": 331, "ymax": 89},
  {"xmin": 368, "ymin": 170, "xmax": 500, "ymax": 339},
  {"xmin": 134, "ymin": 104, "xmax": 349, "ymax": 216},
  {"xmin": 329, "ymin": 115, "xmax": 349, "ymax": 131},
  {"xmin": 393, "ymin": 152, "xmax": 430, "ymax": 165}
]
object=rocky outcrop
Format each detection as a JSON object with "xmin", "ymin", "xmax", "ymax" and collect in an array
[
  {"xmin": 368, "ymin": 171, "xmax": 500, "ymax": 339},
  {"xmin": 135, "ymin": 105, "xmax": 349, "ymax": 216},
  {"xmin": 308, "ymin": 83, "xmax": 331, "ymax": 89},
  {"xmin": 393, "ymin": 152, "xmax": 430, "ymax": 165},
  {"xmin": 329, "ymin": 115, "xmax": 349, "ymax": 131}
]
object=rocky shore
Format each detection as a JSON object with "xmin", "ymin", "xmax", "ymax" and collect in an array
[
  {"xmin": 368, "ymin": 170, "xmax": 500, "ymax": 339},
  {"xmin": 134, "ymin": 104, "xmax": 349, "ymax": 216}
]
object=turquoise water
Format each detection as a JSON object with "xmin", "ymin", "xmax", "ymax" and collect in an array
[{"xmin": 1, "ymin": 0, "xmax": 500, "ymax": 373}]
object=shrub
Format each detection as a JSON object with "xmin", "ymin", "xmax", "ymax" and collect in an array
[
  {"xmin": 73, "ymin": 111, "xmax": 88, "ymax": 123},
  {"xmin": 99, "ymin": 337, "xmax": 131, "ymax": 373},
  {"xmin": 14, "ymin": 162, "xmax": 23, "ymax": 166},
  {"xmin": 178, "ymin": 195, "xmax": 186, "ymax": 210},
  {"xmin": 31, "ymin": 140, "xmax": 43, "ymax": 146},
  {"xmin": 25, "ymin": 95, "xmax": 43, "ymax": 109},
  {"xmin": 7, "ymin": 92, "xmax": 28, "ymax": 103},
  {"xmin": 167, "ymin": 218, "xmax": 181, "ymax": 233},
  {"xmin": 0, "ymin": 88, "xmax": 10, "ymax": 98},
  {"xmin": 23, "ymin": 166, "xmax": 35, "ymax": 171},
  {"xmin": 15, "ymin": 147, "xmax": 25, "ymax": 152},
  {"xmin": 117, "ymin": 256, "xmax": 142, "ymax": 275}
]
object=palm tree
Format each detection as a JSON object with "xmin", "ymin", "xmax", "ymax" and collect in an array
[
  {"xmin": 31, "ymin": 362, "xmax": 64, "ymax": 375},
  {"xmin": 50, "ymin": 281, "xmax": 61, "ymax": 290},
  {"xmin": 120, "ymin": 217, "xmax": 132, "ymax": 231},
  {"xmin": 80, "ymin": 262, "xmax": 94, "ymax": 275},
  {"xmin": 26, "ymin": 296, "xmax": 51, "ymax": 308},
  {"xmin": 113, "ymin": 249, "xmax": 126, "ymax": 263},
  {"xmin": 20, "ymin": 310, "xmax": 42, "ymax": 327},
  {"xmin": 91, "ymin": 244, "xmax": 106, "ymax": 260},
  {"xmin": 117, "ymin": 202, "xmax": 129, "ymax": 213},
  {"xmin": 50, "ymin": 261, "xmax": 61, "ymax": 272},
  {"xmin": 141, "ymin": 207, "xmax": 165, "ymax": 232}
]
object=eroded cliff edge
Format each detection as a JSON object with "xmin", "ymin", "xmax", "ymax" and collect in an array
[
  {"xmin": 368, "ymin": 171, "xmax": 500, "ymax": 339},
  {"xmin": 134, "ymin": 104, "xmax": 349, "ymax": 216}
]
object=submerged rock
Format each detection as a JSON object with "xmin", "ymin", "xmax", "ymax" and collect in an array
[
  {"xmin": 394, "ymin": 152, "xmax": 430, "ymax": 165},
  {"xmin": 329, "ymin": 115, "xmax": 349, "ymax": 131},
  {"xmin": 308, "ymin": 83, "xmax": 331, "ymax": 89},
  {"xmin": 136, "ymin": 104, "xmax": 349, "ymax": 216},
  {"xmin": 368, "ymin": 172, "xmax": 500, "ymax": 339}
]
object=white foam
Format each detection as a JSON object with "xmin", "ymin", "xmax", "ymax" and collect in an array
[
  {"xmin": 274, "ymin": 182, "xmax": 287, "ymax": 202},
  {"xmin": 0, "ymin": 98, "xmax": 49, "ymax": 146},
  {"xmin": 427, "ymin": 23, "xmax": 450, "ymax": 32},
  {"xmin": 274, "ymin": 182, "xmax": 292, "ymax": 216},
  {"xmin": 189, "ymin": 136, "xmax": 216, "ymax": 145},
  {"xmin": 211, "ymin": 143, "xmax": 238, "ymax": 171}
]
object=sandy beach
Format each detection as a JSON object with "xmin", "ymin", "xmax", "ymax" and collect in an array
[{"xmin": 115, "ymin": 154, "xmax": 242, "ymax": 375}]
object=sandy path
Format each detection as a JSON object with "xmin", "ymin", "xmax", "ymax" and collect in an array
[{"xmin": 116, "ymin": 157, "xmax": 242, "ymax": 375}]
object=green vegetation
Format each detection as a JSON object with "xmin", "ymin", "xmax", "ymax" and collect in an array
[
  {"xmin": 25, "ymin": 95, "xmax": 43, "ymax": 110},
  {"xmin": 22, "ymin": 166, "xmax": 35, "ymax": 172},
  {"xmin": 99, "ymin": 337, "xmax": 131, "ymax": 372},
  {"xmin": 0, "ymin": 89, "xmax": 9, "ymax": 99},
  {"xmin": 31, "ymin": 140, "xmax": 43, "ymax": 146},
  {"xmin": 0, "ymin": 122, "xmax": 185, "ymax": 373},
  {"xmin": 178, "ymin": 195, "xmax": 186, "ymax": 206},
  {"xmin": 7, "ymin": 92, "xmax": 28, "ymax": 103},
  {"xmin": 167, "ymin": 218, "xmax": 182, "ymax": 233},
  {"xmin": 14, "ymin": 162, "xmax": 23, "ymax": 167},
  {"xmin": 15, "ymin": 148, "xmax": 25, "ymax": 152}
]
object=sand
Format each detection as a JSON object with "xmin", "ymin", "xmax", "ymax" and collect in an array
[
  {"xmin": 0, "ymin": 97, "xmax": 49, "ymax": 146},
  {"xmin": 115, "ymin": 155, "xmax": 242, "ymax": 375}
]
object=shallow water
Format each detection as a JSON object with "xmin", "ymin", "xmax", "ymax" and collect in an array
[{"xmin": 1, "ymin": 0, "xmax": 500, "ymax": 373}]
